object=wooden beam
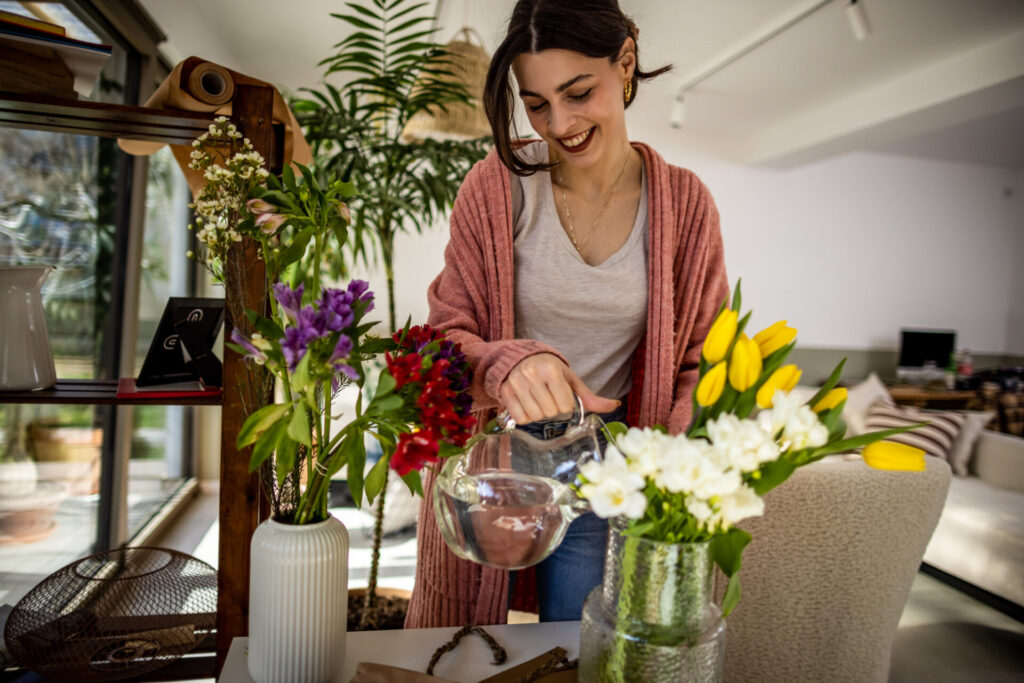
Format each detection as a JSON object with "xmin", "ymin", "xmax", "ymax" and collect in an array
[{"xmin": 215, "ymin": 83, "xmax": 275, "ymax": 673}]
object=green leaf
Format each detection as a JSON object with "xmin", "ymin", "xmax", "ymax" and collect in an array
[
  {"xmin": 711, "ymin": 527, "xmax": 751, "ymax": 577},
  {"xmin": 730, "ymin": 278, "xmax": 742, "ymax": 312},
  {"xmin": 371, "ymin": 395, "xmax": 404, "ymax": 412},
  {"xmin": 808, "ymin": 422, "xmax": 928, "ymax": 460},
  {"xmin": 344, "ymin": 435, "xmax": 367, "ymax": 504},
  {"xmin": 806, "ymin": 359, "xmax": 847, "ymax": 411},
  {"xmin": 721, "ymin": 573, "xmax": 742, "ymax": 617},
  {"xmin": 401, "ymin": 469, "xmax": 424, "ymax": 497},
  {"xmin": 750, "ymin": 459, "xmax": 797, "ymax": 496},
  {"xmin": 291, "ymin": 352, "xmax": 313, "ymax": 391},
  {"xmin": 375, "ymin": 371, "xmax": 396, "ymax": 398},
  {"xmin": 288, "ymin": 405, "xmax": 312, "ymax": 447},
  {"xmin": 364, "ymin": 456, "xmax": 390, "ymax": 502},
  {"xmin": 602, "ymin": 420, "xmax": 628, "ymax": 444},
  {"xmin": 274, "ymin": 434, "xmax": 298, "ymax": 485},
  {"xmin": 237, "ymin": 403, "xmax": 290, "ymax": 448},
  {"xmin": 248, "ymin": 418, "xmax": 288, "ymax": 471}
]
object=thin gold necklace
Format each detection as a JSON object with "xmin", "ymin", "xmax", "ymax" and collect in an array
[{"xmin": 558, "ymin": 151, "xmax": 632, "ymax": 255}]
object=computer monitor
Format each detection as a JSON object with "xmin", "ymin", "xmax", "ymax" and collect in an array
[{"xmin": 897, "ymin": 328, "xmax": 956, "ymax": 377}]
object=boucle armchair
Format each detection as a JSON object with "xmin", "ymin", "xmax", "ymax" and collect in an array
[{"xmin": 722, "ymin": 456, "xmax": 951, "ymax": 683}]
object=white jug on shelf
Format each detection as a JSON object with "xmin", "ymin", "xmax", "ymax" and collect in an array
[{"xmin": 0, "ymin": 266, "xmax": 57, "ymax": 391}]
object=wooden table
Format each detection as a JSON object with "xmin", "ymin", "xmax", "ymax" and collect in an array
[
  {"xmin": 221, "ymin": 622, "xmax": 581, "ymax": 682},
  {"xmin": 887, "ymin": 385, "xmax": 977, "ymax": 409}
]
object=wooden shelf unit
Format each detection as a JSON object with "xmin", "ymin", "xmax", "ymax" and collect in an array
[
  {"xmin": 0, "ymin": 379, "xmax": 222, "ymax": 405},
  {"xmin": 0, "ymin": 92, "xmax": 214, "ymax": 144},
  {"xmin": 1, "ymin": 86, "xmax": 275, "ymax": 675}
]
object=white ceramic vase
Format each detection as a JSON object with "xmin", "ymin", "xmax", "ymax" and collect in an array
[
  {"xmin": 0, "ymin": 266, "xmax": 57, "ymax": 391},
  {"xmin": 248, "ymin": 515, "xmax": 350, "ymax": 683}
]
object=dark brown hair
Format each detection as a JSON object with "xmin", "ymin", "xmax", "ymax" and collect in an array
[{"xmin": 484, "ymin": 0, "xmax": 671, "ymax": 176}]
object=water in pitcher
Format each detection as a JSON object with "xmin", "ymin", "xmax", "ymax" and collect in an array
[{"xmin": 434, "ymin": 471, "xmax": 578, "ymax": 570}]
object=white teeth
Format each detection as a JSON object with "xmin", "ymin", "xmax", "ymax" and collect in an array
[{"xmin": 561, "ymin": 129, "xmax": 591, "ymax": 148}]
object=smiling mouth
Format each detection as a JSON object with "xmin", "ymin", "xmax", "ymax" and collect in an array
[{"xmin": 557, "ymin": 127, "xmax": 595, "ymax": 153}]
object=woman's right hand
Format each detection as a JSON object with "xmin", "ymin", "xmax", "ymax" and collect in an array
[{"xmin": 499, "ymin": 353, "xmax": 620, "ymax": 425}]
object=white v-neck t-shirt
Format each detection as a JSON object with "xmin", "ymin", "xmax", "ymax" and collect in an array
[{"xmin": 511, "ymin": 142, "xmax": 649, "ymax": 401}]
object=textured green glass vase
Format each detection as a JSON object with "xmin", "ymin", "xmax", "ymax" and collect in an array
[{"xmin": 578, "ymin": 527, "xmax": 726, "ymax": 682}]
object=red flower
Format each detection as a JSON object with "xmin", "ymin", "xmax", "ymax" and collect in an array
[
  {"xmin": 385, "ymin": 352, "xmax": 422, "ymax": 389},
  {"xmin": 390, "ymin": 431, "xmax": 440, "ymax": 476}
]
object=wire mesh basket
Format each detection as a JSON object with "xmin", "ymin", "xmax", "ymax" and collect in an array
[{"xmin": 3, "ymin": 547, "xmax": 217, "ymax": 681}]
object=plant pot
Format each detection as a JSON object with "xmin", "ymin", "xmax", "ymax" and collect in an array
[
  {"xmin": 347, "ymin": 586, "xmax": 411, "ymax": 631},
  {"xmin": 28, "ymin": 423, "xmax": 102, "ymax": 495},
  {"xmin": 579, "ymin": 526, "xmax": 726, "ymax": 682},
  {"xmin": 0, "ymin": 480, "xmax": 65, "ymax": 544},
  {"xmin": 0, "ymin": 265, "xmax": 57, "ymax": 391},
  {"xmin": 248, "ymin": 515, "xmax": 350, "ymax": 683}
]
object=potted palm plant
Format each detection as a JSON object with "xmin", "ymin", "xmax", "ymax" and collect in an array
[{"xmin": 293, "ymin": 0, "xmax": 490, "ymax": 629}]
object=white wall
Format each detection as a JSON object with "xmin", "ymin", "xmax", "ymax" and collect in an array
[
  {"xmin": 663, "ymin": 143, "xmax": 1023, "ymax": 355},
  {"xmin": 370, "ymin": 135, "xmax": 1022, "ymax": 356}
]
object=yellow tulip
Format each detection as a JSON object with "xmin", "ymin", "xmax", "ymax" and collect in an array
[
  {"xmin": 862, "ymin": 441, "xmax": 926, "ymax": 471},
  {"xmin": 813, "ymin": 387, "xmax": 848, "ymax": 413},
  {"xmin": 696, "ymin": 362, "xmax": 728, "ymax": 407},
  {"xmin": 703, "ymin": 309, "xmax": 738, "ymax": 364},
  {"xmin": 755, "ymin": 364, "xmax": 802, "ymax": 409},
  {"xmin": 728, "ymin": 334, "xmax": 763, "ymax": 392},
  {"xmin": 753, "ymin": 320, "xmax": 797, "ymax": 358}
]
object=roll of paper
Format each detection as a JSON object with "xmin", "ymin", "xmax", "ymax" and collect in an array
[{"xmin": 117, "ymin": 56, "xmax": 312, "ymax": 195}]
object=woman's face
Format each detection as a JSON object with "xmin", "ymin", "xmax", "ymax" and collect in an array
[{"xmin": 512, "ymin": 44, "xmax": 634, "ymax": 169}]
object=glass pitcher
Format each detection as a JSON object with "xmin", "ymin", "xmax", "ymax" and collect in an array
[{"xmin": 433, "ymin": 397, "xmax": 606, "ymax": 570}]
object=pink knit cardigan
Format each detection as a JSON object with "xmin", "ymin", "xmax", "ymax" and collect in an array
[{"xmin": 404, "ymin": 141, "xmax": 729, "ymax": 628}]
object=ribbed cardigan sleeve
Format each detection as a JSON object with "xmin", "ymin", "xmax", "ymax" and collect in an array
[
  {"xmin": 666, "ymin": 173, "xmax": 730, "ymax": 433},
  {"xmin": 426, "ymin": 153, "xmax": 569, "ymax": 411}
]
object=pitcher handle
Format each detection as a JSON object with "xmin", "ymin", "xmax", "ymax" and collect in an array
[{"xmin": 493, "ymin": 393, "xmax": 586, "ymax": 432}]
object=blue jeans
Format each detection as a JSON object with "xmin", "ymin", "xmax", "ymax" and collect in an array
[{"xmin": 512, "ymin": 404, "xmax": 626, "ymax": 622}]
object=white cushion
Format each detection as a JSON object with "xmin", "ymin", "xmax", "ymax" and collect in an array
[
  {"xmin": 948, "ymin": 410, "xmax": 996, "ymax": 476},
  {"xmin": 844, "ymin": 373, "xmax": 893, "ymax": 436}
]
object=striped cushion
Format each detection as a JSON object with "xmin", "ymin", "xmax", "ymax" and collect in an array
[{"xmin": 864, "ymin": 400, "xmax": 966, "ymax": 463}]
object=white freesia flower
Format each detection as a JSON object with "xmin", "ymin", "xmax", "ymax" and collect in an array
[
  {"xmin": 717, "ymin": 484, "xmax": 765, "ymax": 528},
  {"xmin": 616, "ymin": 427, "xmax": 668, "ymax": 478},
  {"xmin": 782, "ymin": 405, "xmax": 830, "ymax": 451},
  {"xmin": 707, "ymin": 414, "xmax": 780, "ymax": 473},
  {"xmin": 579, "ymin": 445, "xmax": 648, "ymax": 519},
  {"xmin": 758, "ymin": 389, "xmax": 802, "ymax": 436}
]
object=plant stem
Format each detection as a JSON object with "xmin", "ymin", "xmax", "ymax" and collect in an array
[{"xmin": 360, "ymin": 467, "xmax": 389, "ymax": 629}]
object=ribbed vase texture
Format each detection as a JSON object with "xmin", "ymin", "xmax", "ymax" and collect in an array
[
  {"xmin": 0, "ymin": 266, "xmax": 57, "ymax": 391},
  {"xmin": 248, "ymin": 516, "xmax": 350, "ymax": 683},
  {"xmin": 579, "ymin": 527, "xmax": 726, "ymax": 682}
]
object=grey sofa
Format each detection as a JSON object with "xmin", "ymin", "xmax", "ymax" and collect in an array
[{"xmin": 923, "ymin": 429, "xmax": 1024, "ymax": 608}]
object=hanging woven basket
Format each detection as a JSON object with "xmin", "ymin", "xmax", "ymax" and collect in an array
[{"xmin": 401, "ymin": 27, "xmax": 492, "ymax": 142}]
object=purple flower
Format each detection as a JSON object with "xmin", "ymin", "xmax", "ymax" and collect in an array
[
  {"xmin": 318, "ymin": 288, "xmax": 355, "ymax": 332},
  {"xmin": 230, "ymin": 328, "xmax": 266, "ymax": 363},
  {"xmin": 281, "ymin": 324, "xmax": 318, "ymax": 370},
  {"xmin": 347, "ymin": 279, "xmax": 375, "ymax": 313},
  {"xmin": 273, "ymin": 282, "xmax": 304, "ymax": 322}
]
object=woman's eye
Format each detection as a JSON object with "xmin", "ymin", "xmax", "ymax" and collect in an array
[
  {"xmin": 568, "ymin": 88, "xmax": 593, "ymax": 102},
  {"xmin": 528, "ymin": 101, "xmax": 548, "ymax": 113}
]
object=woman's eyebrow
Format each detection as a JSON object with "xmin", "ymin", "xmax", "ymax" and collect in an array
[{"xmin": 518, "ymin": 73, "xmax": 594, "ymax": 98}]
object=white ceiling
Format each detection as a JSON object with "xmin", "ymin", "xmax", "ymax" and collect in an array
[{"xmin": 139, "ymin": 0, "xmax": 1024, "ymax": 169}]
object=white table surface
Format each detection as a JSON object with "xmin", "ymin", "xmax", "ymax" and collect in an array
[{"xmin": 222, "ymin": 621, "xmax": 581, "ymax": 682}]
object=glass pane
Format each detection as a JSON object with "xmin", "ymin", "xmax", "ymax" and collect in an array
[
  {"xmin": 127, "ymin": 147, "xmax": 193, "ymax": 539},
  {"xmin": 0, "ymin": 1, "xmax": 129, "ymax": 604}
]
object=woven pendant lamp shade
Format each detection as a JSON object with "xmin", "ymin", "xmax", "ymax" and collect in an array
[{"xmin": 401, "ymin": 27, "xmax": 492, "ymax": 142}]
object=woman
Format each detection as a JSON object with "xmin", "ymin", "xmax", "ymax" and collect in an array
[{"xmin": 405, "ymin": 0, "xmax": 729, "ymax": 628}]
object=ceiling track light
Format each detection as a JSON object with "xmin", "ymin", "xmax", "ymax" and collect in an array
[
  {"xmin": 669, "ymin": 0, "xmax": 872, "ymax": 128},
  {"xmin": 670, "ymin": 93, "xmax": 686, "ymax": 128},
  {"xmin": 846, "ymin": 0, "xmax": 872, "ymax": 41}
]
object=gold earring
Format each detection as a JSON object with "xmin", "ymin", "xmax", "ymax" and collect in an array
[{"xmin": 624, "ymin": 79, "xmax": 632, "ymax": 103}]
